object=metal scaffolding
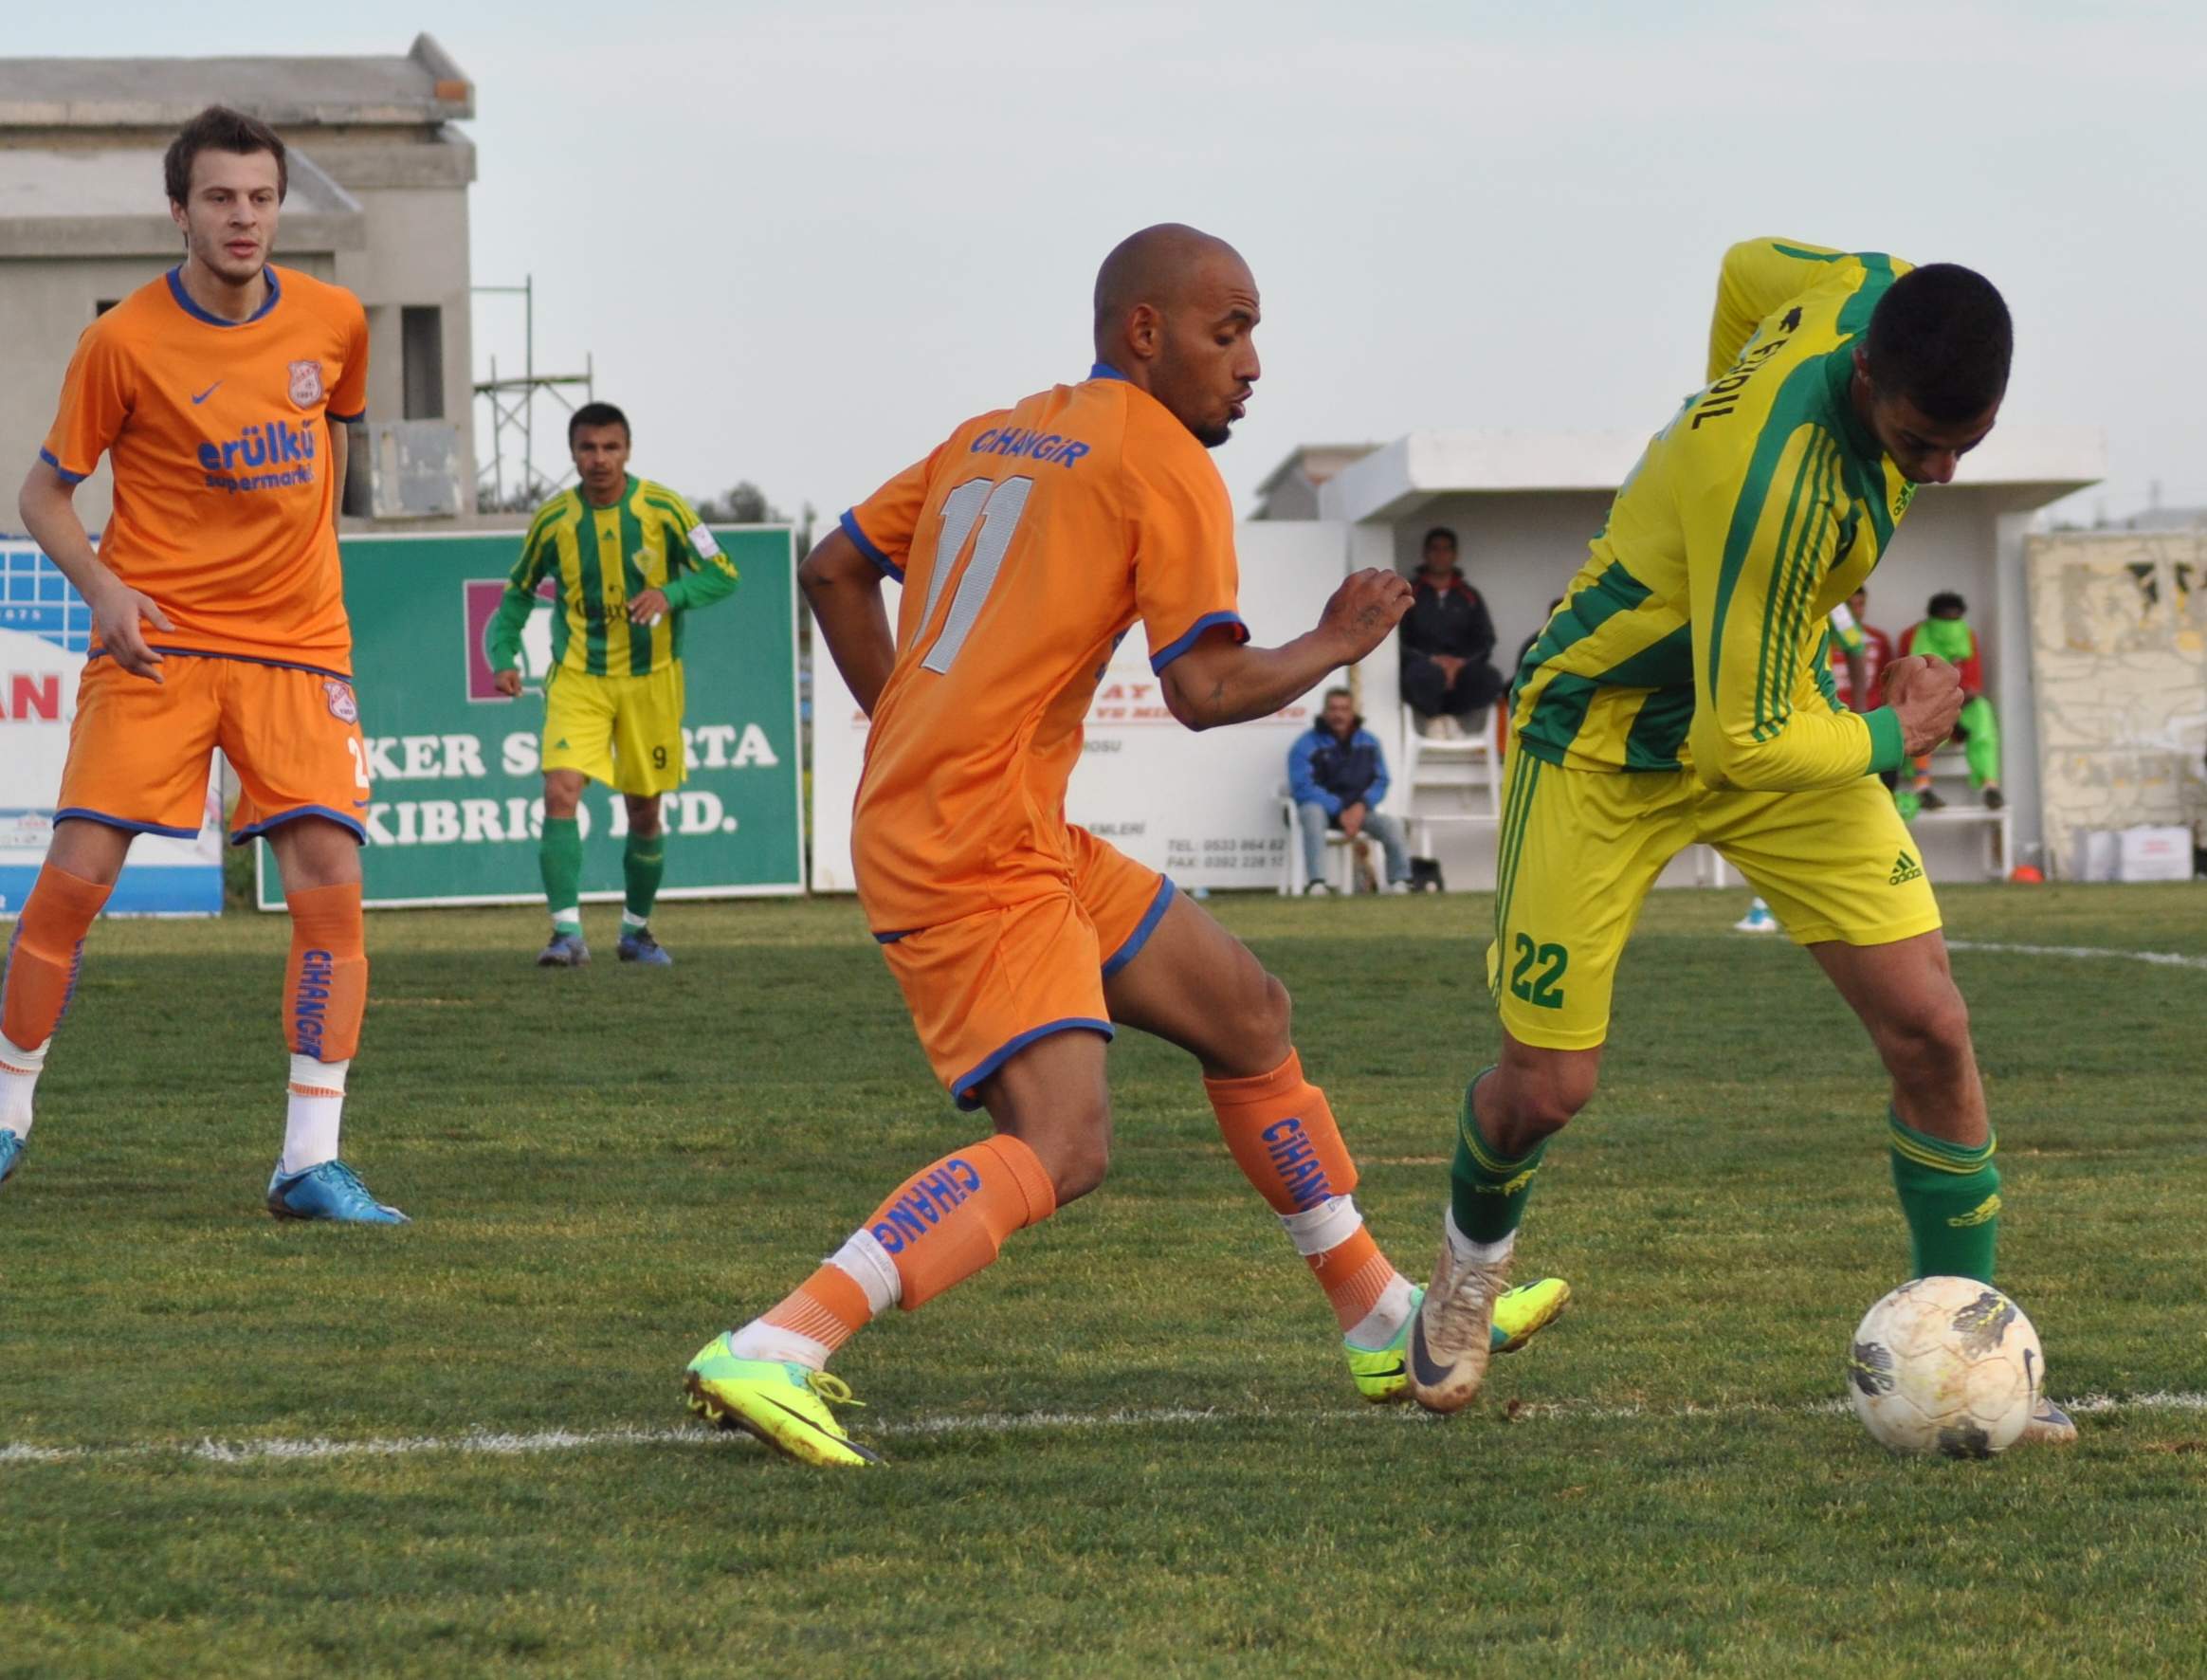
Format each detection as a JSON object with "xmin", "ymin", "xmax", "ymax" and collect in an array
[{"xmin": 472, "ymin": 277, "xmax": 593, "ymax": 512}]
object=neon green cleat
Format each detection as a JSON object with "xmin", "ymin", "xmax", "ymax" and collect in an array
[
  {"xmin": 1493, "ymin": 1274, "xmax": 1573, "ymax": 1354},
  {"xmin": 1344, "ymin": 1277, "xmax": 1573, "ymax": 1402},
  {"xmin": 683, "ymin": 1334, "xmax": 884, "ymax": 1468}
]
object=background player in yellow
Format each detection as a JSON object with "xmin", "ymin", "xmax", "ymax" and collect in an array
[
  {"xmin": 1402, "ymin": 238, "xmax": 2072, "ymax": 1448},
  {"xmin": 682, "ymin": 225, "xmax": 1569, "ymax": 1467},
  {"xmin": 487, "ymin": 403, "xmax": 737, "ymax": 968}
]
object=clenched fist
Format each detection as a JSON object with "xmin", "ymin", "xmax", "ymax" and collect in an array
[
  {"xmin": 1318, "ymin": 568, "xmax": 1414, "ymax": 665},
  {"xmin": 1882, "ymin": 653, "xmax": 1963, "ymax": 757}
]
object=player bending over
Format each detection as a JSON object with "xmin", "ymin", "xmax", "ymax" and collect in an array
[
  {"xmin": 1401, "ymin": 237, "xmax": 2070, "ymax": 1447},
  {"xmin": 684, "ymin": 224, "xmax": 1569, "ymax": 1466},
  {"xmin": 486, "ymin": 402, "xmax": 739, "ymax": 967},
  {"xmin": 2, "ymin": 107, "xmax": 402, "ymax": 1222}
]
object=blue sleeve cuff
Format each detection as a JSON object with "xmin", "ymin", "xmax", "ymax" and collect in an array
[
  {"xmin": 38, "ymin": 447, "xmax": 88, "ymax": 486},
  {"xmin": 326, "ymin": 408, "xmax": 364, "ymax": 424},
  {"xmin": 839, "ymin": 508, "xmax": 903, "ymax": 582},
  {"xmin": 1149, "ymin": 611, "xmax": 1248, "ymax": 674}
]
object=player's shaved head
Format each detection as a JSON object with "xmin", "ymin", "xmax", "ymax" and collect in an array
[
  {"xmin": 1092, "ymin": 224, "xmax": 1261, "ymax": 448},
  {"xmin": 1093, "ymin": 224, "xmax": 1243, "ymax": 336}
]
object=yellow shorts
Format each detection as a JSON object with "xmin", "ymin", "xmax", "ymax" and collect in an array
[
  {"xmin": 876, "ymin": 826, "xmax": 1172, "ymax": 1110},
  {"xmin": 540, "ymin": 662, "xmax": 686, "ymax": 796},
  {"xmin": 1487, "ymin": 748, "xmax": 1943, "ymax": 1050}
]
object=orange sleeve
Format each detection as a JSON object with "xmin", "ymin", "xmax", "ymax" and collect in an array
[
  {"xmin": 39, "ymin": 320, "xmax": 134, "ymax": 484},
  {"xmin": 1126, "ymin": 424, "xmax": 1248, "ymax": 673},
  {"xmin": 326, "ymin": 290, "xmax": 369, "ymax": 422},
  {"xmin": 841, "ymin": 444, "xmax": 947, "ymax": 584}
]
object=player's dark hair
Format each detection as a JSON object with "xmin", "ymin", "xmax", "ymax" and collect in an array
[
  {"xmin": 164, "ymin": 106, "xmax": 287, "ymax": 206},
  {"xmin": 1865, "ymin": 265, "xmax": 2011, "ymax": 423},
  {"xmin": 1421, "ymin": 526, "xmax": 1458, "ymax": 554},
  {"xmin": 569, "ymin": 402, "xmax": 630, "ymax": 446},
  {"xmin": 1928, "ymin": 591, "xmax": 1967, "ymax": 617}
]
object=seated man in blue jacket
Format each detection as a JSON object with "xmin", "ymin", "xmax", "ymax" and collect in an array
[{"xmin": 1289, "ymin": 688, "xmax": 1412, "ymax": 895}]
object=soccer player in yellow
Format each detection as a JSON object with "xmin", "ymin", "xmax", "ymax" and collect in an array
[
  {"xmin": 487, "ymin": 403, "xmax": 737, "ymax": 967},
  {"xmin": 1402, "ymin": 238, "xmax": 2073, "ymax": 1448}
]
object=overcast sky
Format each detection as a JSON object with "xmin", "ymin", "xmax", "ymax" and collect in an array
[{"xmin": 15, "ymin": 2, "xmax": 2205, "ymax": 528}]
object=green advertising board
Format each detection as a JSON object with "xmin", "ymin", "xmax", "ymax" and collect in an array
[{"xmin": 257, "ymin": 527, "xmax": 804, "ymax": 909}]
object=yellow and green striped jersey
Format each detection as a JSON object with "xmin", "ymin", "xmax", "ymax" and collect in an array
[
  {"xmin": 489, "ymin": 475, "xmax": 739, "ymax": 678},
  {"xmin": 1510, "ymin": 239, "xmax": 1919, "ymax": 790}
]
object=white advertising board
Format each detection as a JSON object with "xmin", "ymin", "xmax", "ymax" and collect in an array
[
  {"xmin": 0, "ymin": 541, "xmax": 223, "ymax": 918},
  {"xmin": 812, "ymin": 520, "xmax": 1353, "ymax": 896}
]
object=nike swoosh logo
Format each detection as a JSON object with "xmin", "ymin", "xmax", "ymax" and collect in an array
[
  {"xmin": 192, "ymin": 382, "xmax": 223, "ymax": 405},
  {"xmin": 1406, "ymin": 1311, "xmax": 1454, "ymax": 1392},
  {"xmin": 760, "ymin": 1395, "xmax": 884, "ymax": 1463}
]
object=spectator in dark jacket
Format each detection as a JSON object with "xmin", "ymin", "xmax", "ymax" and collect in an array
[
  {"xmin": 1287, "ymin": 687, "xmax": 1410, "ymax": 894},
  {"xmin": 1400, "ymin": 527, "xmax": 1506, "ymax": 732}
]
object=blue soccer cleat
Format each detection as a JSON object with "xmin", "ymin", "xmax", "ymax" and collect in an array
[
  {"xmin": 0, "ymin": 1127, "xmax": 23, "ymax": 1192},
  {"xmin": 266, "ymin": 1159, "xmax": 410, "ymax": 1224},
  {"xmin": 537, "ymin": 931, "xmax": 590, "ymax": 968},
  {"xmin": 617, "ymin": 928, "xmax": 673, "ymax": 966}
]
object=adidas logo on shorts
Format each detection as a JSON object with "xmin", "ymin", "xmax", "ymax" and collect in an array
[{"xmin": 1889, "ymin": 850, "xmax": 1924, "ymax": 886}]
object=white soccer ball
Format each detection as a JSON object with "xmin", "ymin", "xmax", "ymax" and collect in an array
[{"xmin": 1847, "ymin": 1275, "xmax": 2043, "ymax": 1458}]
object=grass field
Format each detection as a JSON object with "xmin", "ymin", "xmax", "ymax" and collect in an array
[{"xmin": 3, "ymin": 882, "xmax": 2204, "ymax": 1678}]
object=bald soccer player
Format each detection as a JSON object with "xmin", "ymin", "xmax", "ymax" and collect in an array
[{"xmin": 681, "ymin": 225, "xmax": 1571, "ymax": 1466}]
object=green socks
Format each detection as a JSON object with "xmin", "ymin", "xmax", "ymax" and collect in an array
[
  {"xmin": 1450, "ymin": 1068, "xmax": 1547, "ymax": 1245},
  {"xmin": 1888, "ymin": 1108, "xmax": 1999, "ymax": 1283},
  {"xmin": 624, "ymin": 831, "xmax": 666, "ymax": 926},
  {"xmin": 539, "ymin": 817, "xmax": 583, "ymax": 935}
]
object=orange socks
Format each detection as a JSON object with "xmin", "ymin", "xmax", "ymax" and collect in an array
[
  {"xmin": 1, "ymin": 862, "xmax": 111, "ymax": 1055},
  {"xmin": 1207, "ymin": 1050, "xmax": 1410, "ymax": 1338},
  {"xmin": 283, "ymin": 882, "xmax": 367, "ymax": 1063},
  {"xmin": 1204, "ymin": 1050, "xmax": 1359, "ymax": 1214},
  {"xmin": 863, "ymin": 1135, "xmax": 1056, "ymax": 1308},
  {"xmin": 737, "ymin": 1135, "xmax": 1059, "ymax": 1369},
  {"xmin": 759, "ymin": 1262, "xmax": 875, "ymax": 1358}
]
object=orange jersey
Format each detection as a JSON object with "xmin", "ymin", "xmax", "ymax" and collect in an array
[
  {"xmin": 843, "ymin": 365, "xmax": 1248, "ymax": 931},
  {"xmin": 39, "ymin": 265, "xmax": 369, "ymax": 673}
]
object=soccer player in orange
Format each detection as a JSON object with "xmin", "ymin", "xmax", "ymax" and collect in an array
[
  {"xmin": 1, "ymin": 106, "xmax": 404, "ymax": 1223},
  {"xmin": 683, "ymin": 224, "xmax": 1570, "ymax": 1465}
]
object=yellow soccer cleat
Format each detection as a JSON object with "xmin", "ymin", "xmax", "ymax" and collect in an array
[
  {"xmin": 684, "ymin": 1334, "xmax": 885, "ymax": 1468},
  {"xmin": 1493, "ymin": 1274, "xmax": 1573, "ymax": 1355},
  {"xmin": 1344, "ymin": 1278, "xmax": 1572, "ymax": 1402}
]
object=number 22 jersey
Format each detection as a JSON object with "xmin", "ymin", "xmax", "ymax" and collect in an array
[{"xmin": 838, "ymin": 364, "xmax": 1248, "ymax": 934}]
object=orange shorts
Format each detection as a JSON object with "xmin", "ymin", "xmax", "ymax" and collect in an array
[
  {"xmin": 57, "ymin": 652, "xmax": 370, "ymax": 846},
  {"xmin": 876, "ymin": 825, "xmax": 1173, "ymax": 1110}
]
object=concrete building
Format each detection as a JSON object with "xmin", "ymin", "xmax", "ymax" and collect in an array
[
  {"xmin": 0, "ymin": 35, "xmax": 478, "ymax": 530},
  {"xmin": 1254, "ymin": 425, "xmax": 2106, "ymax": 886},
  {"xmin": 1250, "ymin": 443, "xmax": 1380, "ymax": 521}
]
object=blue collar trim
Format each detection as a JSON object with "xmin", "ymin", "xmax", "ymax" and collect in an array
[
  {"xmin": 167, "ymin": 265, "xmax": 282, "ymax": 327},
  {"xmin": 1089, "ymin": 361, "xmax": 1129, "ymax": 382}
]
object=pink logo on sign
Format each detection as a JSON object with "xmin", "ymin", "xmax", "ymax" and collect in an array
[
  {"xmin": 288, "ymin": 360, "xmax": 325, "ymax": 409},
  {"xmin": 464, "ymin": 576, "xmax": 557, "ymax": 701}
]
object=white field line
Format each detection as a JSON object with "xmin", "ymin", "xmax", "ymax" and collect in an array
[
  {"xmin": 1944, "ymin": 939, "xmax": 2207, "ymax": 972},
  {"xmin": 5, "ymin": 1392, "xmax": 2206, "ymax": 1470}
]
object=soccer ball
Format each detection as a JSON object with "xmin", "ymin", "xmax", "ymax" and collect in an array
[{"xmin": 1846, "ymin": 1276, "xmax": 2042, "ymax": 1458}]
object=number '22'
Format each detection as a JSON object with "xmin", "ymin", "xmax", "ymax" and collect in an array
[{"xmin": 1508, "ymin": 934, "xmax": 1569, "ymax": 1010}]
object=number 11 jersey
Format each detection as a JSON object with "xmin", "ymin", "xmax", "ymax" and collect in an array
[{"xmin": 838, "ymin": 363, "xmax": 1248, "ymax": 934}]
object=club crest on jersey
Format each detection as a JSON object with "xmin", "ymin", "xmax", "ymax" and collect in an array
[
  {"xmin": 322, "ymin": 680, "xmax": 358, "ymax": 723},
  {"xmin": 288, "ymin": 360, "xmax": 325, "ymax": 410}
]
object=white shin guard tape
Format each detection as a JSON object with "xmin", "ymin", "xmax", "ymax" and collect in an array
[
  {"xmin": 1279, "ymin": 1194, "xmax": 1365, "ymax": 1258},
  {"xmin": 828, "ymin": 1229, "xmax": 903, "ymax": 1315}
]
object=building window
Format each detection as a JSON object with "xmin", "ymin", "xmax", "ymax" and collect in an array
[{"xmin": 401, "ymin": 305, "xmax": 445, "ymax": 420}]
